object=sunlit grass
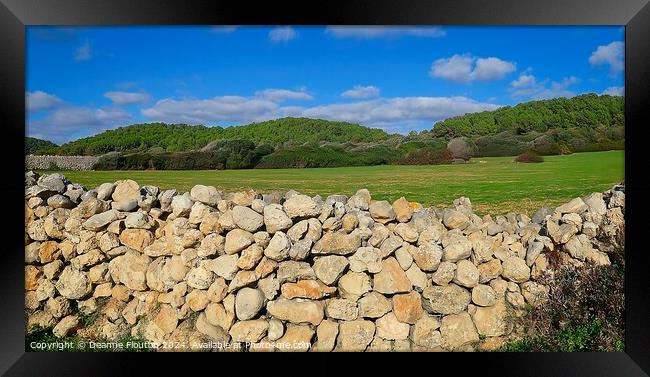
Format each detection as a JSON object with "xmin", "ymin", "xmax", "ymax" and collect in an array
[{"xmin": 40, "ymin": 150, "xmax": 624, "ymax": 216}]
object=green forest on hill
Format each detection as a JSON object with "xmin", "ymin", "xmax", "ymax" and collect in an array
[
  {"xmin": 25, "ymin": 137, "xmax": 58, "ymax": 155},
  {"xmin": 26, "ymin": 94, "xmax": 624, "ymax": 170}
]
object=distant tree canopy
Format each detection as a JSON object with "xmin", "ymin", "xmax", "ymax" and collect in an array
[
  {"xmin": 39, "ymin": 117, "xmax": 395, "ymax": 156},
  {"xmin": 94, "ymin": 139, "xmax": 273, "ymax": 170},
  {"xmin": 25, "ymin": 137, "xmax": 58, "ymax": 155},
  {"xmin": 431, "ymin": 94, "xmax": 624, "ymax": 139}
]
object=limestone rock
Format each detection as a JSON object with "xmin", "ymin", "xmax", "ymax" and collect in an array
[
  {"xmin": 263, "ymin": 204, "xmax": 292, "ymax": 234},
  {"xmin": 230, "ymin": 319, "xmax": 269, "ymax": 343},
  {"xmin": 171, "ymin": 195, "xmax": 193, "ymax": 217},
  {"xmin": 347, "ymin": 189, "xmax": 371, "ymax": 211},
  {"xmin": 395, "ymin": 223, "xmax": 418, "ymax": 243},
  {"xmin": 422, "ymin": 284, "xmax": 471, "ymax": 315},
  {"xmin": 471, "ymin": 300, "xmax": 510, "ymax": 337},
  {"xmin": 83, "ymin": 210, "xmax": 120, "ymax": 231},
  {"xmin": 369, "ymin": 200, "xmax": 396, "ymax": 224},
  {"xmin": 190, "ymin": 185, "xmax": 220, "ymax": 206},
  {"xmin": 275, "ymin": 325, "xmax": 314, "ymax": 352},
  {"xmin": 376, "ymin": 312, "xmax": 410, "ymax": 340},
  {"xmin": 237, "ymin": 244, "xmax": 264, "ymax": 270},
  {"xmin": 373, "ymin": 257, "xmax": 412, "ymax": 294},
  {"xmin": 440, "ymin": 312, "xmax": 479, "ymax": 351},
  {"xmin": 453, "ymin": 260, "xmax": 480, "ymax": 288},
  {"xmin": 268, "ymin": 318, "xmax": 284, "ymax": 341},
  {"xmin": 53, "ymin": 315, "xmax": 79, "ymax": 338},
  {"xmin": 119, "ymin": 229, "xmax": 154, "ymax": 251},
  {"xmin": 406, "ymin": 244, "xmax": 440, "ymax": 273},
  {"xmin": 478, "ymin": 259, "xmax": 502, "ymax": 283},
  {"xmin": 277, "ymin": 261, "xmax": 316, "ymax": 284},
  {"xmin": 393, "ymin": 197, "xmax": 414, "ymax": 223},
  {"xmin": 108, "ymin": 253, "xmax": 150, "ymax": 291},
  {"xmin": 313, "ymin": 255, "xmax": 349, "ymax": 285},
  {"xmin": 358, "ymin": 291, "xmax": 392, "ymax": 318},
  {"xmin": 405, "ymin": 263, "xmax": 428, "ymax": 291},
  {"xmin": 266, "ymin": 298, "xmax": 324, "ymax": 326},
  {"xmin": 264, "ymin": 231, "xmax": 291, "ymax": 261},
  {"xmin": 338, "ymin": 271, "xmax": 372, "ymax": 301},
  {"xmin": 442, "ymin": 235, "xmax": 472, "ymax": 262},
  {"xmin": 501, "ymin": 256, "xmax": 531, "ymax": 283},
  {"xmin": 186, "ymin": 264, "xmax": 215, "ymax": 290},
  {"xmin": 55, "ymin": 267, "xmax": 92, "ymax": 299},
  {"xmin": 312, "ymin": 231, "xmax": 361, "ymax": 255},
  {"xmin": 336, "ymin": 320, "xmax": 375, "ymax": 351},
  {"xmin": 281, "ymin": 280, "xmax": 336, "ymax": 300},
  {"xmin": 395, "ymin": 245, "xmax": 414, "ymax": 270},
  {"xmin": 224, "ymin": 229, "xmax": 255, "ymax": 254},
  {"xmin": 283, "ymin": 194, "xmax": 321, "ymax": 219},
  {"xmin": 392, "ymin": 291, "xmax": 424, "ymax": 324},
  {"xmin": 443, "ymin": 209, "xmax": 470, "ymax": 230},
  {"xmin": 556, "ymin": 197, "xmax": 588, "ymax": 214},
  {"xmin": 228, "ymin": 270, "xmax": 258, "ymax": 292},
  {"xmin": 348, "ymin": 246, "xmax": 382, "ymax": 273},
  {"xmin": 235, "ymin": 287, "xmax": 265, "ymax": 320},
  {"xmin": 325, "ymin": 298, "xmax": 359, "ymax": 321},
  {"xmin": 471, "ymin": 284, "xmax": 497, "ymax": 307},
  {"xmin": 112, "ymin": 179, "xmax": 140, "ymax": 203},
  {"xmin": 314, "ymin": 320, "xmax": 339, "ymax": 352},
  {"xmin": 232, "ymin": 205, "xmax": 264, "ymax": 232}
]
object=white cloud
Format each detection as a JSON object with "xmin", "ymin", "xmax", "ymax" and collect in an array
[
  {"xmin": 341, "ymin": 85, "xmax": 380, "ymax": 99},
  {"xmin": 430, "ymin": 54, "xmax": 516, "ymax": 83},
  {"xmin": 74, "ymin": 41, "xmax": 92, "ymax": 61},
  {"xmin": 589, "ymin": 41, "xmax": 624, "ymax": 75},
  {"xmin": 325, "ymin": 26, "xmax": 445, "ymax": 39},
  {"xmin": 141, "ymin": 96, "xmax": 280, "ymax": 124},
  {"xmin": 141, "ymin": 94, "xmax": 501, "ymax": 131},
  {"xmin": 28, "ymin": 106, "xmax": 132, "ymax": 143},
  {"xmin": 26, "ymin": 91, "xmax": 64, "ymax": 111},
  {"xmin": 510, "ymin": 73, "xmax": 580, "ymax": 100},
  {"xmin": 268, "ymin": 26, "xmax": 298, "ymax": 43},
  {"xmin": 254, "ymin": 88, "xmax": 313, "ymax": 102},
  {"xmin": 602, "ymin": 86, "xmax": 624, "ymax": 96},
  {"xmin": 104, "ymin": 91, "xmax": 152, "ymax": 105},
  {"xmin": 510, "ymin": 73, "xmax": 536, "ymax": 89},
  {"xmin": 298, "ymin": 97, "xmax": 500, "ymax": 126}
]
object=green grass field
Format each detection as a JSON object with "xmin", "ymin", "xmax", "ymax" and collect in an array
[{"xmin": 40, "ymin": 151, "xmax": 624, "ymax": 216}]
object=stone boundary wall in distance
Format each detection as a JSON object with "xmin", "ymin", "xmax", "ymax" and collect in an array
[
  {"xmin": 24, "ymin": 171, "xmax": 625, "ymax": 352},
  {"xmin": 25, "ymin": 155, "xmax": 100, "ymax": 171}
]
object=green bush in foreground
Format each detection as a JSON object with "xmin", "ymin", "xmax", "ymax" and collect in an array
[{"xmin": 498, "ymin": 247, "xmax": 624, "ymax": 352}]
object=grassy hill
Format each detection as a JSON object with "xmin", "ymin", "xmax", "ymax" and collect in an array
[
  {"xmin": 37, "ymin": 117, "xmax": 394, "ymax": 156},
  {"xmin": 430, "ymin": 93, "xmax": 624, "ymax": 138},
  {"xmin": 25, "ymin": 137, "xmax": 58, "ymax": 155}
]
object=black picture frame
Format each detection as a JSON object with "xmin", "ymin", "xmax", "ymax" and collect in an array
[{"xmin": 2, "ymin": 0, "xmax": 649, "ymax": 374}]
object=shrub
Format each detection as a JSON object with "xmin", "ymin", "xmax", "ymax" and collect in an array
[
  {"xmin": 395, "ymin": 147, "xmax": 454, "ymax": 165},
  {"xmin": 93, "ymin": 139, "xmax": 273, "ymax": 170},
  {"xmin": 474, "ymin": 132, "xmax": 530, "ymax": 157},
  {"xmin": 447, "ymin": 137, "xmax": 478, "ymax": 161},
  {"xmin": 499, "ymin": 251, "xmax": 625, "ymax": 352},
  {"xmin": 515, "ymin": 151, "xmax": 544, "ymax": 163},
  {"xmin": 256, "ymin": 145, "xmax": 403, "ymax": 169}
]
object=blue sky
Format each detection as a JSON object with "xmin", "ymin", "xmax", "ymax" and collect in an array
[{"xmin": 26, "ymin": 26, "xmax": 624, "ymax": 143}]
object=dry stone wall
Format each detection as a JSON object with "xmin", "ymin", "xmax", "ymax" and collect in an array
[
  {"xmin": 24, "ymin": 170, "xmax": 625, "ymax": 351},
  {"xmin": 25, "ymin": 155, "xmax": 100, "ymax": 171}
]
